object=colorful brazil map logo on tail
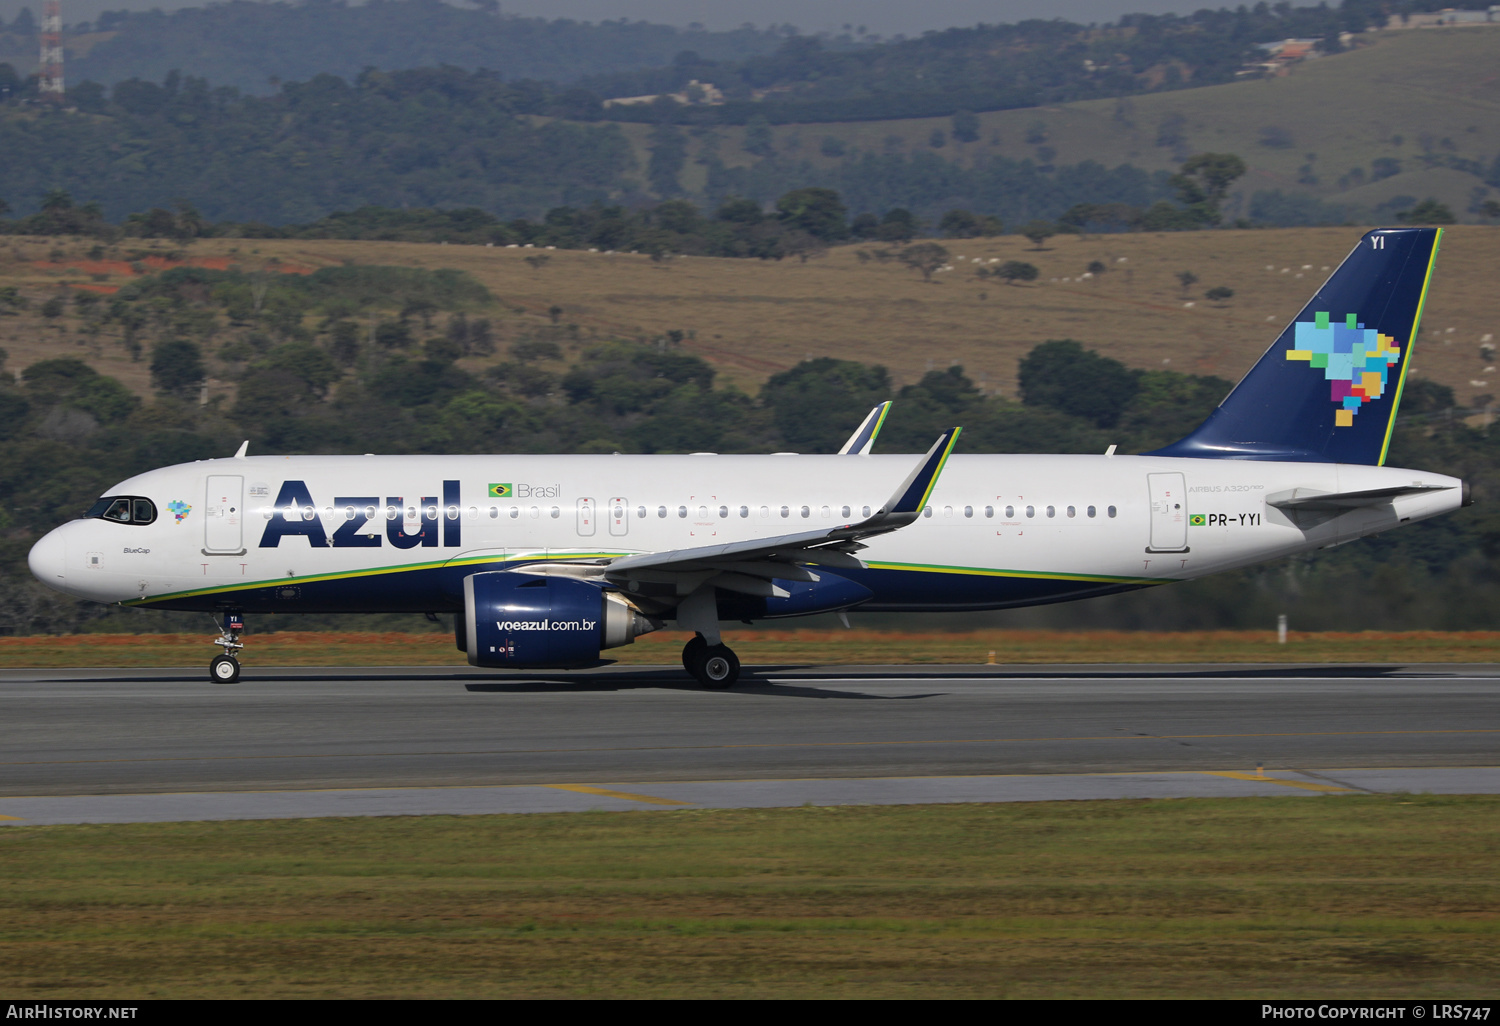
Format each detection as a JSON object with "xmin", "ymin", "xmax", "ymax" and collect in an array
[{"xmin": 1285, "ymin": 312, "xmax": 1402, "ymax": 428}]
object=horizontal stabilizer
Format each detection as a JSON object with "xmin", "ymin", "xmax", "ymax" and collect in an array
[{"xmin": 1267, "ymin": 483, "xmax": 1454, "ymax": 511}]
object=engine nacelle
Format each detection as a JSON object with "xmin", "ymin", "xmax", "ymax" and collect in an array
[{"xmin": 463, "ymin": 572, "xmax": 661, "ymax": 668}]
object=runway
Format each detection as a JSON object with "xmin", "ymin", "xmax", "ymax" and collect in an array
[{"xmin": 1, "ymin": 663, "xmax": 1496, "ymax": 824}]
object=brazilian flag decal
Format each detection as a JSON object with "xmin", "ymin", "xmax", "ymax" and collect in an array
[
  {"xmin": 488, "ymin": 483, "xmax": 512, "ymax": 498},
  {"xmin": 1189, "ymin": 514, "xmax": 1206, "ymax": 527}
]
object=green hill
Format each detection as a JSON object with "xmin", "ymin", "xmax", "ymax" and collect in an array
[{"xmin": 611, "ymin": 27, "xmax": 1500, "ymax": 224}]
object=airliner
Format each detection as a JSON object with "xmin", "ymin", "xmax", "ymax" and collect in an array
[{"xmin": 28, "ymin": 228, "xmax": 1468, "ymax": 686}]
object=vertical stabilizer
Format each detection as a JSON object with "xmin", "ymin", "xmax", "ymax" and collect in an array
[{"xmin": 1148, "ymin": 228, "xmax": 1440, "ymax": 465}]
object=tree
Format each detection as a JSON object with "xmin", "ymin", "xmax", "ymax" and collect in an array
[
  {"xmin": 1177, "ymin": 270, "xmax": 1199, "ymax": 294},
  {"xmin": 1205, "ymin": 286, "xmax": 1234, "ymax": 303},
  {"xmin": 1086, "ymin": 260, "xmax": 1107, "ymax": 275},
  {"xmin": 1018, "ymin": 339, "xmax": 1139, "ymax": 429},
  {"xmin": 877, "ymin": 208, "xmax": 918, "ymax": 243},
  {"xmin": 951, "ymin": 109, "xmax": 979, "ymax": 144},
  {"xmin": 523, "ymin": 253, "xmax": 551, "ymax": 271},
  {"xmin": 1019, "ymin": 220, "xmax": 1055, "ymax": 249},
  {"xmin": 1481, "ymin": 200, "xmax": 1500, "ymax": 221},
  {"xmin": 995, "ymin": 261, "xmax": 1038, "ymax": 285},
  {"xmin": 1398, "ymin": 198, "xmax": 1456, "ymax": 225},
  {"xmin": 149, "ymin": 339, "xmax": 206, "ymax": 400},
  {"xmin": 775, "ymin": 187, "xmax": 848, "ymax": 242},
  {"xmin": 760, "ymin": 357, "xmax": 892, "ymax": 451},
  {"xmin": 938, "ymin": 209, "xmax": 981, "ymax": 238},
  {"xmin": 897, "ymin": 242, "xmax": 949, "ymax": 283},
  {"xmin": 1170, "ymin": 152, "xmax": 1247, "ymax": 225}
]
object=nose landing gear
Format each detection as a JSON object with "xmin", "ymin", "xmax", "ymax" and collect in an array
[
  {"xmin": 682, "ymin": 633, "xmax": 741, "ymax": 689},
  {"xmin": 210, "ymin": 612, "xmax": 244, "ymax": 684}
]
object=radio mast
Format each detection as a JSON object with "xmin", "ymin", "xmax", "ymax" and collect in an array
[{"xmin": 39, "ymin": 0, "xmax": 64, "ymax": 102}]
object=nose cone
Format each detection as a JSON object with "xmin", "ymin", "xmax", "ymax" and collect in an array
[{"xmin": 28, "ymin": 528, "xmax": 68, "ymax": 590}]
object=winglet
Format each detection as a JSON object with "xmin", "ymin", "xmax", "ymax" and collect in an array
[
  {"xmin": 881, "ymin": 427, "xmax": 961, "ymax": 517},
  {"xmin": 233, "ymin": 440, "xmax": 249, "ymax": 459},
  {"xmin": 838, "ymin": 401, "xmax": 892, "ymax": 455}
]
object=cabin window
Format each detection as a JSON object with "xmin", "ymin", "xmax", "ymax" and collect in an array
[
  {"xmin": 984, "ymin": 505, "xmax": 994, "ymax": 518},
  {"xmin": 367, "ymin": 506, "xmax": 379, "ymax": 521},
  {"xmin": 1067, "ymin": 506, "xmax": 1076, "ymax": 518},
  {"xmin": 343, "ymin": 506, "xmax": 356, "ymax": 520},
  {"xmin": 862, "ymin": 506, "xmax": 872, "ymax": 518},
  {"xmin": 964, "ymin": 506, "xmax": 973, "ymax": 518},
  {"xmin": 678, "ymin": 506, "xmax": 688, "ymax": 518},
  {"xmin": 1025, "ymin": 505, "xmax": 1034, "ymax": 518},
  {"xmin": 820, "ymin": 505, "xmax": 830, "ymax": 518},
  {"xmin": 86, "ymin": 496, "xmax": 157, "ymax": 525},
  {"xmin": 549, "ymin": 507, "xmax": 560, "ymax": 519},
  {"xmin": 760, "ymin": 506, "xmax": 770, "ymax": 518},
  {"xmin": 800, "ymin": 505, "xmax": 810, "ymax": 518},
  {"xmin": 466, "ymin": 506, "xmax": 478, "ymax": 519},
  {"xmin": 780, "ymin": 506, "xmax": 790, "ymax": 518},
  {"xmin": 841, "ymin": 505, "xmax": 851, "ymax": 519},
  {"xmin": 719, "ymin": 505, "xmax": 729, "ymax": 519},
  {"xmin": 943, "ymin": 506, "xmax": 953, "ymax": 517},
  {"xmin": 529, "ymin": 506, "xmax": 540, "ymax": 519},
  {"xmin": 386, "ymin": 505, "xmax": 399, "ymax": 521},
  {"xmin": 1046, "ymin": 506, "xmax": 1056, "ymax": 518},
  {"xmin": 1108, "ymin": 505, "xmax": 1118, "ymax": 518},
  {"xmin": 445, "ymin": 505, "xmax": 459, "ymax": 520},
  {"xmin": 636, "ymin": 506, "xmax": 647, "ymax": 519},
  {"xmin": 658, "ymin": 506, "xmax": 667, "ymax": 518},
  {"xmin": 488, "ymin": 506, "xmax": 498, "ymax": 518},
  {"xmin": 923, "ymin": 506, "xmax": 932, "ymax": 518},
  {"xmin": 1087, "ymin": 505, "xmax": 1096, "ymax": 518},
  {"xmin": 739, "ymin": 505, "xmax": 749, "ymax": 518},
  {"xmin": 698, "ymin": 505, "xmax": 709, "ymax": 519},
  {"xmin": 1005, "ymin": 505, "xmax": 1015, "ymax": 519},
  {"xmin": 509, "ymin": 507, "xmax": 519, "ymax": 519}
]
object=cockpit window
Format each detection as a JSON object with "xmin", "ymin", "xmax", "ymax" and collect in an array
[{"xmin": 84, "ymin": 496, "xmax": 157, "ymax": 525}]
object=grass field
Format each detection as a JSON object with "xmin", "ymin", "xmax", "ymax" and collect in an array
[
  {"xmin": 1, "ymin": 796, "xmax": 1495, "ymax": 998},
  {"xmin": 3, "ymin": 628, "xmax": 1498, "ymax": 667},
  {"xmin": 6, "ymin": 225, "xmax": 1500, "ymax": 408}
]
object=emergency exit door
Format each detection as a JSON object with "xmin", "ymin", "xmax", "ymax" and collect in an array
[
  {"xmin": 608, "ymin": 496, "xmax": 628, "ymax": 536},
  {"xmin": 1146, "ymin": 472, "xmax": 1188, "ymax": 552},
  {"xmin": 204, "ymin": 475, "xmax": 245, "ymax": 554}
]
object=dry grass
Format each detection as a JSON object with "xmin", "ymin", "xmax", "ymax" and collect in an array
[
  {"xmin": 5, "ymin": 226, "xmax": 1500, "ymax": 410},
  {"xmin": 1, "ymin": 796, "xmax": 1496, "ymax": 998},
  {"xmin": 2, "ymin": 628, "xmax": 1497, "ymax": 668}
]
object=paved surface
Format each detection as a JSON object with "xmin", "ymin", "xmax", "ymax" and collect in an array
[
  {"xmin": 0, "ymin": 663, "xmax": 1496, "ymax": 823},
  {"xmin": 3, "ymin": 767, "xmax": 1498, "ymax": 826}
]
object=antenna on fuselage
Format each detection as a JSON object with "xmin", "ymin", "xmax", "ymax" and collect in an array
[{"xmin": 233, "ymin": 440, "xmax": 249, "ymax": 459}]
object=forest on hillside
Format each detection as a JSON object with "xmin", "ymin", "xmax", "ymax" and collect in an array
[{"xmin": 0, "ymin": 257, "xmax": 1496, "ymax": 637}]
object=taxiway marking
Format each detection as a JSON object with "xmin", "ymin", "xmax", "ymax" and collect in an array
[
  {"xmin": 544, "ymin": 784, "xmax": 693, "ymax": 806},
  {"xmin": 1202, "ymin": 771, "xmax": 1351, "ymax": 793}
]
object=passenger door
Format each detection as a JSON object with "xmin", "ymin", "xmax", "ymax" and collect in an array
[
  {"xmin": 608, "ymin": 496, "xmax": 628, "ymax": 537},
  {"xmin": 1146, "ymin": 472, "xmax": 1188, "ymax": 552},
  {"xmin": 576, "ymin": 497, "xmax": 596, "ymax": 537},
  {"xmin": 204, "ymin": 475, "xmax": 245, "ymax": 554}
]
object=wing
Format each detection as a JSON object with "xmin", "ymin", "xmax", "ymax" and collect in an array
[
  {"xmin": 838, "ymin": 401, "xmax": 892, "ymax": 455},
  {"xmin": 512, "ymin": 429, "xmax": 961, "ymax": 601}
]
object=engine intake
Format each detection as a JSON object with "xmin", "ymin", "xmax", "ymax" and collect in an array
[{"xmin": 463, "ymin": 572, "xmax": 661, "ymax": 668}]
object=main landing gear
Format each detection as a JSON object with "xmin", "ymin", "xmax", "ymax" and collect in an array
[
  {"xmin": 682, "ymin": 633, "xmax": 741, "ymax": 689},
  {"xmin": 210, "ymin": 611, "xmax": 245, "ymax": 684}
]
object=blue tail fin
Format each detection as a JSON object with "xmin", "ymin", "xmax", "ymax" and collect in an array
[{"xmin": 1148, "ymin": 228, "xmax": 1440, "ymax": 465}]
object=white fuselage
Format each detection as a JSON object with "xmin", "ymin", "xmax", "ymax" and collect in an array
[{"xmin": 28, "ymin": 452, "xmax": 1464, "ymax": 616}]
